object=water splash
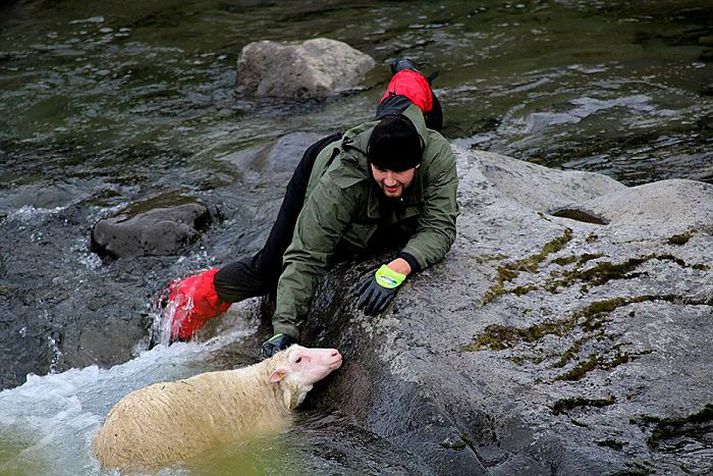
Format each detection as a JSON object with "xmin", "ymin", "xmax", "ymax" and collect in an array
[
  {"xmin": 150, "ymin": 275, "xmax": 197, "ymax": 348},
  {"xmin": 0, "ymin": 321, "xmax": 256, "ymax": 475}
]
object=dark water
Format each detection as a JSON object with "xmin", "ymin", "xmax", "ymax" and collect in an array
[
  {"xmin": 0, "ymin": 0, "xmax": 712, "ymax": 473},
  {"xmin": 1, "ymin": 0, "xmax": 711, "ymax": 204}
]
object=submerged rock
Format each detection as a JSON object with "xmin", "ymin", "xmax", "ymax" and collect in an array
[
  {"xmin": 91, "ymin": 193, "xmax": 214, "ymax": 260},
  {"xmin": 235, "ymin": 38, "xmax": 375, "ymax": 99},
  {"xmin": 301, "ymin": 147, "xmax": 713, "ymax": 475}
]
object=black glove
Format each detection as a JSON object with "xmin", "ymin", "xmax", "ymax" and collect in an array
[
  {"xmin": 356, "ymin": 265, "xmax": 406, "ymax": 316},
  {"xmin": 261, "ymin": 333, "xmax": 297, "ymax": 358}
]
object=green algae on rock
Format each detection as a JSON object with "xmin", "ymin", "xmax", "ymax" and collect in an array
[
  {"xmin": 482, "ymin": 228, "xmax": 573, "ymax": 303},
  {"xmin": 551, "ymin": 396, "xmax": 616, "ymax": 416}
]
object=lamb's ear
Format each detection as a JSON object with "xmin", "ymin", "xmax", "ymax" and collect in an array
[{"xmin": 269, "ymin": 368, "xmax": 287, "ymax": 383}]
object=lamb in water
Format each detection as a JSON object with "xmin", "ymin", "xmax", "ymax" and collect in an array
[{"xmin": 93, "ymin": 344, "xmax": 342, "ymax": 470}]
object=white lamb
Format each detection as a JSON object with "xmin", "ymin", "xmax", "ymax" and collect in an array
[{"xmin": 93, "ymin": 344, "xmax": 342, "ymax": 470}]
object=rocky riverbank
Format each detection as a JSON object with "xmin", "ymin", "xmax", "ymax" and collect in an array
[
  {"xmin": 2, "ymin": 137, "xmax": 711, "ymax": 473},
  {"xmin": 301, "ymin": 146, "xmax": 712, "ymax": 474}
]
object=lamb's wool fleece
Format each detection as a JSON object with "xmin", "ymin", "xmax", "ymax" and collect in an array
[{"xmin": 93, "ymin": 349, "xmax": 306, "ymax": 470}]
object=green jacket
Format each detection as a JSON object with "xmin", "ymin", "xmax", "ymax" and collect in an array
[{"xmin": 272, "ymin": 104, "xmax": 458, "ymax": 339}]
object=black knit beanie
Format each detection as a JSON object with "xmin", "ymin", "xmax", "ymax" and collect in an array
[{"xmin": 367, "ymin": 115, "xmax": 422, "ymax": 172}]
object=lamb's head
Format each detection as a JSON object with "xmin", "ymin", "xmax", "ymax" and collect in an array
[{"xmin": 268, "ymin": 344, "xmax": 342, "ymax": 410}]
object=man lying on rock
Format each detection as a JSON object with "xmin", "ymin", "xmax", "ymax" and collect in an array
[{"xmin": 163, "ymin": 58, "xmax": 458, "ymax": 357}]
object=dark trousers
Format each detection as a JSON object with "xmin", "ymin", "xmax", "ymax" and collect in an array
[
  {"xmin": 214, "ymin": 133, "xmax": 342, "ymax": 303},
  {"xmin": 376, "ymin": 93, "xmax": 443, "ymax": 132}
]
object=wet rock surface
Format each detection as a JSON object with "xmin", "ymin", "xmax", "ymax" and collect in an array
[
  {"xmin": 235, "ymin": 38, "xmax": 375, "ymax": 99},
  {"xmin": 90, "ymin": 193, "xmax": 214, "ymax": 260},
  {"xmin": 0, "ymin": 134, "xmax": 320, "ymax": 391},
  {"xmin": 300, "ymin": 147, "xmax": 713, "ymax": 474},
  {"xmin": 0, "ymin": 204, "xmax": 163, "ymax": 389},
  {"xmin": 2, "ymin": 139, "xmax": 710, "ymax": 473}
]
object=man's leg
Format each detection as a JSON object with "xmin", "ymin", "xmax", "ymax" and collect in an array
[{"xmin": 214, "ymin": 132, "xmax": 343, "ymax": 302}]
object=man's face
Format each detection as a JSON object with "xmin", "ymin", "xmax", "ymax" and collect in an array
[{"xmin": 370, "ymin": 164, "xmax": 417, "ymax": 198}]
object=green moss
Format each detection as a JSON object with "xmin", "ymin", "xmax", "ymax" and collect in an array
[
  {"xmin": 546, "ymin": 254, "xmax": 704, "ymax": 293},
  {"xmin": 498, "ymin": 266, "xmax": 519, "ymax": 281},
  {"xmin": 465, "ymin": 295, "xmax": 662, "ymax": 352},
  {"xmin": 581, "ymin": 260, "xmax": 647, "ymax": 285},
  {"xmin": 556, "ymin": 353, "xmax": 631, "ymax": 381},
  {"xmin": 466, "ymin": 317, "xmax": 575, "ymax": 352},
  {"xmin": 482, "ymin": 266, "xmax": 520, "ymax": 303},
  {"xmin": 646, "ymin": 404, "xmax": 713, "ymax": 450},
  {"xmin": 596, "ymin": 439, "xmax": 627, "ymax": 451},
  {"xmin": 586, "ymin": 233, "xmax": 598, "ymax": 243},
  {"xmin": 513, "ymin": 284, "xmax": 538, "ymax": 296},
  {"xmin": 465, "ymin": 293, "xmax": 704, "ymax": 353},
  {"xmin": 547, "ymin": 258, "xmax": 645, "ymax": 291},
  {"xmin": 556, "ymin": 355, "xmax": 599, "ymax": 381},
  {"xmin": 667, "ymin": 231, "xmax": 694, "ymax": 245},
  {"xmin": 483, "ymin": 228, "xmax": 573, "ymax": 304},
  {"xmin": 539, "ymin": 228, "xmax": 574, "ymax": 258},
  {"xmin": 462, "ymin": 325, "xmax": 519, "ymax": 351},
  {"xmin": 553, "ymin": 255, "xmax": 578, "ymax": 266},
  {"xmin": 554, "ymin": 333, "xmax": 604, "ymax": 368},
  {"xmin": 563, "ymin": 253, "xmax": 604, "ymax": 269},
  {"xmin": 580, "ymin": 253, "xmax": 603, "ymax": 263},
  {"xmin": 552, "ymin": 396, "xmax": 616, "ymax": 415},
  {"xmin": 580, "ymin": 296, "xmax": 653, "ymax": 319}
]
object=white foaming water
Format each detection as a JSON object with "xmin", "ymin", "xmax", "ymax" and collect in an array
[
  {"xmin": 5, "ymin": 205, "xmax": 65, "ymax": 221},
  {"xmin": 152, "ymin": 278, "xmax": 195, "ymax": 348},
  {"xmin": 0, "ymin": 317, "xmax": 256, "ymax": 476}
]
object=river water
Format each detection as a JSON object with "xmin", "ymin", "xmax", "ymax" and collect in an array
[{"xmin": 0, "ymin": 0, "xmax": 712, "ymax": 474}]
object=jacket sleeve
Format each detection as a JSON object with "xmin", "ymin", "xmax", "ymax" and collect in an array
[
  {"xmin": 271, "ymin": 175, "xmax": 360, "ymax": 339},
  {"xmin": 401, "ymin": 140, "xmax": 459, "ymax": 270}
]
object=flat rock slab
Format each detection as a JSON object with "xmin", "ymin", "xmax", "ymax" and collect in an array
[
  {"xmin": 236, "ymin": 38, "xmax": 375, "ymax": 99},
  {"xmin": 91, "ymin": 193, "xmax": 214, "ymax": 260},
  {"xmin": 304, "ymin": 147, "xmax": 713, "ymax": 475}
]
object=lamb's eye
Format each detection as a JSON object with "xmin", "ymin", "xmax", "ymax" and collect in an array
[{"xmin": 295, "ymin": 357, "xmax": 302, "ymax": 364}]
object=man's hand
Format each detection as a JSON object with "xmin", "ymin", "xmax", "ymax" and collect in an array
[
  {"xmin": 357, "ymin": 264, "xmax": 407, "ymax": 316},
  {"xmin": 261, "ymin": 333, "xmax": 297, "ymax": 358}
]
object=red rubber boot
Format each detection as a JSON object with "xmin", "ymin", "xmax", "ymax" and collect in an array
[
  {"xmin": 164, "ymin": 268, "xmax": 231, "ymax": 342},
  {"xmin": 380, "ymin": 69, "xmax": 434, "ymax": 114}
]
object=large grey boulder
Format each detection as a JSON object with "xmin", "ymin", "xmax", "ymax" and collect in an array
[
  {"xmin": 236, "ymin": 38, "xmax": 375, "ymax": 98},
  {"xmin": 91, "ymin": 193, "xmax": 214, "ymax": 260},
  {"xmin": 300, "ymin": 147, "xmax": 712, "ymax": 475}
]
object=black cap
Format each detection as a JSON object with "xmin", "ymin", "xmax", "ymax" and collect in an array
[{"xmin": 367, "ymin": 115, "xmax": 422, "ymax": 172}]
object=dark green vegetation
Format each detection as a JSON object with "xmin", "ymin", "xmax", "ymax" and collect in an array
[
  {"xmin": 641, "ymin": 404, "xmax": 713, "ymax": 451},
  {"xmin": 467, "ymin": 294, "xmax": 711, "ymax": 353},
  {"xmin": 481, "ymin": 232, "xmax": 709, "ymax": 301},
  {"xmin": 667, "ymin": 230, "xmax": 695, "ymax": 245},
  {"xmin": 554, "ymin": 352, "xmax": 630, "ymax": 381},
  {"xmin": 551, "ymin": 396, "xmax": 616, "ymax": 416},
  {"xmin": 482, "ymin": 228, "xmax": 572, "ymax": 304},
  {"xmin": 465, "ymin": 295, "xmax": 666, "ymax": 352}
]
